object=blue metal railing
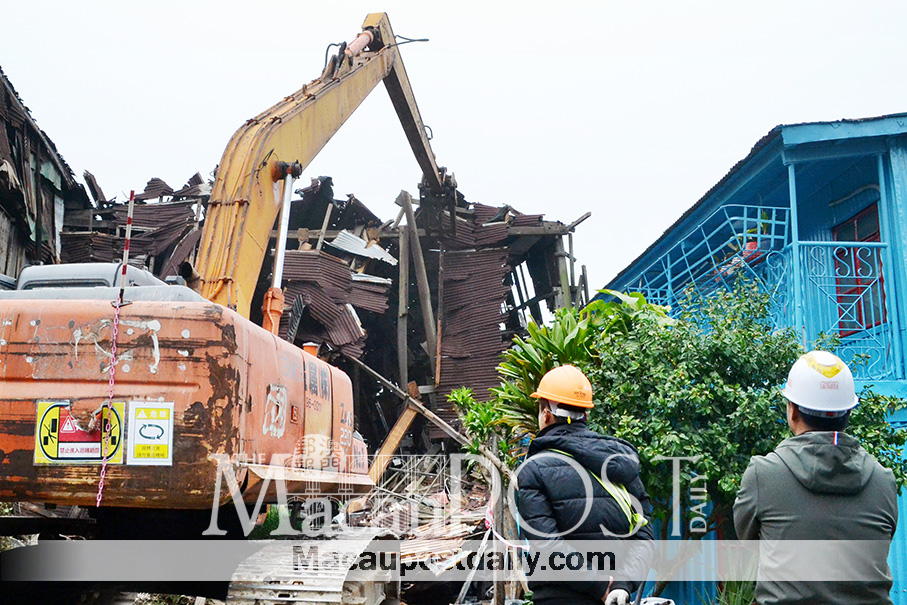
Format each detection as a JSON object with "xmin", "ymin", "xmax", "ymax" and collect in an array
[
  {"xmin": 628, "ymin": 204, "xmax": 790, "ymax": 309},
  {"xmin": 617, "ymin": 205, "xmax": 901, "ymax": 381},
  {"xmin": 796, "ymin": 241, "xmax": 900, "ymax": 380}
]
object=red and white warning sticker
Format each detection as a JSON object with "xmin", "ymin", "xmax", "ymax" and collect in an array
[{"xmin": 34, "ymin": 400, "xmax": 125, "ymax": 465}]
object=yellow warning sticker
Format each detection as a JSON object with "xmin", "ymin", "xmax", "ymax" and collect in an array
[
  {"xmin": 127, "ymin": 402, "xmax": 174, "ymax": 466},
  {"xmin": 34, "ymin": 401, "xmax": 125, "ymax": 465}
]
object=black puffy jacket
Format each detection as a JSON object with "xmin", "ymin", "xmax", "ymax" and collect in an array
[{"xmin": 516, "ymin": 420, "xmax": 654, "ymax": 604}]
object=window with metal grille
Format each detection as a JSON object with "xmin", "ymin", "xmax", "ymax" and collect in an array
[{"xmin": 832, "ymin": 204, "xmax": 886, "ymax": 335}]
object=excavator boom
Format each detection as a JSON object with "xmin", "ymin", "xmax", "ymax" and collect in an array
[{"xmin": 194, "ymin": 13, "xmax": 446, "ymax": 318}]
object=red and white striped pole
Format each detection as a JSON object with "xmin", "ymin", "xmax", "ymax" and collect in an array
[{"xmin": 97, "ymin": 190, "xmax": 135, "ymax": 507}]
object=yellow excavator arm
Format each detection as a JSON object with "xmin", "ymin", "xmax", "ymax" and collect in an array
[{"xmin": 194, "ymin": 13, "xmax": 451, "ymax": 318}]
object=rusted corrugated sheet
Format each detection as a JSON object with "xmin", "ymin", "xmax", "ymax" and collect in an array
[
  {"xmin": 62, "ymin": 199, "xmax": 197, "ymax": 269},
  {"xmin": 283, "ymin": 250, "xmax": 352, "ymax": 301},
  {"xmin": 134, "ymin": 177, "xmax": 174, "ymax": 201},
  {"xmin": 434, "ymin": 248, "xmax": 510, "ymax": 434},
  {"xmin": 159, "ymin": 229, "xmax": 202, "ymax": 278},
  {"xmin": 61, "ymin": 222, "xmax": 192, "ymax": 263},
  {"xmin": 350, "ymin": 274, "xmax": 392, "ymax": 313},
  {"xmin": 278, "ymin": 251, "xmax": 381, "ymax": 358},
  {"xmin": 0, "ymin": 67, "xmax": 88, "ymax": 270},
  {"xmin": 60, "ymin": 232, "xmax": 154, "ymax": 263},
  {"xmin": 104, "ymin": 199, "xmax": 196, "ymax": 227},
  {"xmin": 511, "ymin": 213, "xmax": 543, "ymax": 226},
  {"xmin": 82, "ymin": 170, "xmax": 107, "ymax": 204},
  {"xmin": 171, "ymin": 172, "xmax": 208, "ymax": 198}
]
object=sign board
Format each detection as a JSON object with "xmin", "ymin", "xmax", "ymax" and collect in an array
[
  {"xmin": 34, "ymin": 400, "xmax": 125, "ymax": 465},
  {"xmin": 127, "ymin": 402, "xmax": 174, "ymax": 466}
]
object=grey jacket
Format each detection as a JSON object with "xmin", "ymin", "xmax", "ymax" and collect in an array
[{"xmin": 734, "ymin": 431, "xmax": 898, "ymax": 604}]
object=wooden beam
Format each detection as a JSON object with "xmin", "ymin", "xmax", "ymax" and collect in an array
[
  {"xmin": 343, "ymin": 354, "xmax": 511, "ymax": 479},
  {"xmin": 268, "ymin": 227, "xmax": 425, "ymax": 241},
  {"xmin": 554, "ymin": 236, "xmax": 572, "ymax": 308},
  {"xmin": 315, "ymin": 203, "xmax": 333, "ymax": 251},
  {"xmin": 368, "ymin": 406, "xmax": 418, "ymax": 483},
  {"xmin": 397, "ymin": 229, "xmax": 409, "ymax": 388},
  {"xmin": 399, "ymin": 190, "xmax": 436, "ymax": 376},
  {"xmin": 507, "ymin": 223, "xmax": 571, "ymax": 236},
  {"xmin": 566, "ymin": 211, "xmax": 592, "ymax": 231}
]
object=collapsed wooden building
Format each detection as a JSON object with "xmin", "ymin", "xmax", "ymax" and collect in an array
[{"xmin": 45, "ymin": 171, "xmax": 589, "ymax": 451}]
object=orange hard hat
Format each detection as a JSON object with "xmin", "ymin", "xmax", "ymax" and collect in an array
[{"xmin": 530, "ymin": 365, "xmax": 594, "ymax": 409}]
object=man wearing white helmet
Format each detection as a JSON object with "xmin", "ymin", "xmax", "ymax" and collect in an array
[{"xmin": 734, "ymin": 350, "xmax": 898, "ymax": 604}]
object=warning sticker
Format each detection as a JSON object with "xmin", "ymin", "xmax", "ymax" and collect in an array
[
  {"xmin": 34, "ymin": 400, "xmax": 125, "ymax": 465},
  {"xmin": 127, "ymin": 401, "xmax": 174, "ymax": 466}
]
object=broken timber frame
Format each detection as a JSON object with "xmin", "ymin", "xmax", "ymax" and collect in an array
[
  {"xmin": 345, "ymin": 354, "xmax": 511, "ymax": 484},
  {"xmin": 397, "ymin": 228, "xmax": 409, "ymax": 388},
  {"xmin": 399, "ymin": 190, "xmax": 436, "ymax": 376}
]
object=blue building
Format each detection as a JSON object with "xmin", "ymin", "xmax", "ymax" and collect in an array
[{"xmin": 602, "ymin": 113, "xmax": 907, "ymax": 600}]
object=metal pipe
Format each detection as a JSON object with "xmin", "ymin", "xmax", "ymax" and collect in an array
[
  {"xmin": 877, "ymin": 154, "xmax": 904, "ymax": 375},
  {"xmin": 788, "ymin": 163, "xmax": 804, "ymax": 344},
  {"xmin": 345, "ymin": 30, "xmax": 375, "ymax": 57},
  {"xmin": 272, "ymin": 173, "xmax": 295, "ymax": 288}
]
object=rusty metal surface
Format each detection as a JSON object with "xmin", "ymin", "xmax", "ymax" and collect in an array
[
  {"xmin": 330, "ymin": 367, "xmax": 354, "ymax": 473},
  {"xmin": 0, "ymin": 297, "xmax": 369, "ymax": 509},
  {"xmin": 277, "ymin": 252, "xmax": 374, "ymax": 358},
  {"xmin": 350, "ymin": 274, "xmax": 391, "ymax": 314}
]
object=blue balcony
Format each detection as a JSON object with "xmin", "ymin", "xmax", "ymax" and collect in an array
[
  {"xmin": 612, "ymin": 203, "xmax": 901, "ymax": 383},
  {"xmin": 795, "ymin": 241, "xmax": 900, "ymax": 381}
]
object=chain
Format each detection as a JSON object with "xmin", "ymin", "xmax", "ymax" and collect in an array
[
  {"xmin": 96, "ymin": 190, "xmax": 135, "ymax": 507},
  {"xmin": 96, "ymin": 299, "xmax": 122, "ymax": 507}
]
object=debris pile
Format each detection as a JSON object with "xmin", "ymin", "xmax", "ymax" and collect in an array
[{"xmin": 351, "ymin": 453, "xmax": 489, "ymax": 570}]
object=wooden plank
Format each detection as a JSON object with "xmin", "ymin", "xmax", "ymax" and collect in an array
[
  {"xmin": 345, "ymin": 354, "xmax": 511, "ymax": 481},
  {"xmin": 400, "ymin": 190, "xmax": 436, "ymax": 376},
  {"xmin": 397, "ymin": 229, "xmax": 409, "ymax": 388},
  {"xmin": 435, "ymin": 244, "xmax": 444, "ymax": 387},
  {"xmin": 270, "ymin": 227, "xmax": 425, "ymax": 241},
  {"xmin": 368, "ymin": 406, "xmax": 418, "ymax": 483}
]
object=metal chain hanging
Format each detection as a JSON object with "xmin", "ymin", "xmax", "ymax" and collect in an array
[{"xmin": 96, "ymin": 190, "xmax": 135, "ymax": 507}]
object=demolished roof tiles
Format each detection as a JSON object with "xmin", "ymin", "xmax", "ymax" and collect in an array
[
  {"xmin": 134, "ymin": 177, "xmax": 174, "ymax": 201},
  {"xmin": 434, "ymin": 248, "xmax": 511, "ymax": 435},
  {"xmin": 278, "ymin": 250, "xmax": 390, "ymax": 358}
]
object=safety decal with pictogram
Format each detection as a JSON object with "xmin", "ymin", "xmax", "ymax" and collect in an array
[
  {"xmin": 127, "ymin": 401, "xmax": 174, "ymax": 465},
  {"xmin": 34, "ymin": 400, "xmax": 125, "ymax": 465}
]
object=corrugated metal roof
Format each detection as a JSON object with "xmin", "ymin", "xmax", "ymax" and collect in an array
[{"xmin": 327, "ymin": 230, "xmax": 397, "ymax": 265}]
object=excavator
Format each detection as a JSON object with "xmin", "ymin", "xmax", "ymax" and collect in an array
[{"xmin": 0, "ymin": 13, "xmax": 456, "ymax": 603}]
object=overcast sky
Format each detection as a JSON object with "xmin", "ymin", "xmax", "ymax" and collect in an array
[{"xmin": 4, "ymin": 1, "xmax": 907, "ymax": 290}]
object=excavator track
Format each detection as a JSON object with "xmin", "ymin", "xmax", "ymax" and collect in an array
[{"xmin": 227, "ymin": 529, "xmax": 398, "ymax": 605}]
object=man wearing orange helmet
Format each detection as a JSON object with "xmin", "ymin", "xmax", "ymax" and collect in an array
[
  {"xmin": 516, "ymin": 365, "xmax": 654, "ymax": 605},
  {"xmin": 734, "ymin": 351, "xmax": 898, "ymax": 604}
]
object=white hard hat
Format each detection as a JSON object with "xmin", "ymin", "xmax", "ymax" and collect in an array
[{"xmin": 781, "ymin": 350, "xmax": 858, "ymax": 415}]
